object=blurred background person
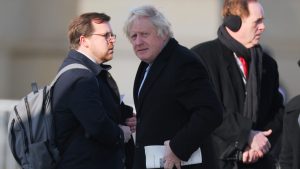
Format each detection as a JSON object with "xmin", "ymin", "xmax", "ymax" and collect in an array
[{"xmin": 279, "ymin": 60, "xmax": 300, "ymax": 169}]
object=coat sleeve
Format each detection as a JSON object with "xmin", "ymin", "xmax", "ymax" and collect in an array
[
  {"xmin": 120, "ymin": 102, "xmax": 134, "ymax": 124},
  {"xmin": 169, "ymin": 58, "xmax": 223, "ymax": 161},
  {"xmin": 260, "ymin": 57, "xmax": 284, "ymax": 147}
]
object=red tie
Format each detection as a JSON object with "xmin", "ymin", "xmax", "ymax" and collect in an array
[{"xmin": 239, "ymin": 57, "xmax": 248, "ymax": 78}]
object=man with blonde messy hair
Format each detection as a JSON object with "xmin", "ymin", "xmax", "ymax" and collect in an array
[{"xmin": 124, "ymin": 5, "xmax": 223, "ymax": 169}]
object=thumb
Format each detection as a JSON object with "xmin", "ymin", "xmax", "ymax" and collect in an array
[{"xmin": 262, "ymin": 129, "xmax": 272, "ymax": 136}]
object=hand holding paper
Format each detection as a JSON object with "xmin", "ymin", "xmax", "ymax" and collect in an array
[
  {"xmin": 163, "ymin": 140, "xmax": 181, "ymax": 169},
  {"xmin": 144, "ymin": 143, "xmax": 202, "ymax": 168}
]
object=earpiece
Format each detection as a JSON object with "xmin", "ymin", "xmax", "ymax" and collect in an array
[{"xmin": 223, "ymin": 15, "xmax": 242, "ymax": 32}]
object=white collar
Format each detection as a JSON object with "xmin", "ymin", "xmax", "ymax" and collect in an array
[{"xmin": 76, "ymin": 50, "xmax": 97, "ymax": 63}]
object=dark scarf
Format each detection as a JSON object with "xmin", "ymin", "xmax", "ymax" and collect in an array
[{"xmin": 218, "ymin": 25, "xmax": 263, "ymax": 122}]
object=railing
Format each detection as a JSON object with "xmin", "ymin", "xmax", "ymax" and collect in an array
[{"xmin": 0, "ymin": 100, "xmax": 20, "ymax": 169}]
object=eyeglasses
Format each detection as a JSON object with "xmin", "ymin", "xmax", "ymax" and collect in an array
[{"xmin": 90, "ymin": 32, "xmax": 117, "ymax": 40}]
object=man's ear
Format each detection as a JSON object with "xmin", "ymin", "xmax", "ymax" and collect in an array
[
  {"xmin": 223, "ymin": 15, "xmax": 242, "ymax": 32},
  {"xmin": 79, "ymin": 35, "xmax": 89, "ymax": 48}
]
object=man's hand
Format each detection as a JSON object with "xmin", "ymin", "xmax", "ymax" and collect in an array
[
  {"xmin": 242, "ymin": 146, "xmax": 260, "ymax": 164},
  {"xmin": 163, "ymin": 140, "xmax": 181, "ymax": 169},
  {"xmin": 125, "ymin": 113, "xmax": 136, "ymax": 133},
  {"xmin": 119, "ymin": 125, "xmax": 132, "ymax": 143},
  {"xmin": 248, "ymin": 129, "xmax": 272, "ymax": 157}
]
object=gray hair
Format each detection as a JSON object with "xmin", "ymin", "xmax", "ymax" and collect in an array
[{"xmin": 123, "ymin": 5, "xmax": 173, "ymax": 39}]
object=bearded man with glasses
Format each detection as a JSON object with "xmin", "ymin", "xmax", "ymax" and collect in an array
[{"xmin": 52, "ymin": 12, "xmax": 136, "ymax": 169}]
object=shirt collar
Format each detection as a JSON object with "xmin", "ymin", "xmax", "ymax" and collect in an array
[{"xmin": 76, "ymin": 50, "xmax": 97, "ymax": 63}]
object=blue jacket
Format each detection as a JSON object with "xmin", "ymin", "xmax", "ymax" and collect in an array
[{"xmin": 53, "ymin": 50, "xmax": 133, "ymax": 169}]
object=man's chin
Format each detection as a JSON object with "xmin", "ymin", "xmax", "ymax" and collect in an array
[
  {"xmin": 249, "ymin": 40, "xmax": 260, "ymax": 48},
  {"xmin": 137, "ymin": 54, "xmax": 147, "ymax": 60},
  {"xmin": 104, "ymin": 55, "xmax": 113, "ymax": 62},
  {"xmin": 254, "ymin": 37, "xmax": 261, "ymax": 44}
]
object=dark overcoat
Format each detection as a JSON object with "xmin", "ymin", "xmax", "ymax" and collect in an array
[
  {"xmin": 133, "ymin": 38, "xmax": 223, "ymax": 169},
  {"xmin": 53, "ymin": 50, "xmax": 134, "ymax": 169},
  {"xmin": 191, "ymin": 39, "xmax": 284, "ymax": 169}
]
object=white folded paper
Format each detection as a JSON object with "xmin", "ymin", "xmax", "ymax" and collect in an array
[{"xmin": 144, "ymin": 145, "xmax": 202, "ymax": 168}]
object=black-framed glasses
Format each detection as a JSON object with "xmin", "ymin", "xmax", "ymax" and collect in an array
[{"xmin": 90, "ymin": 32, "xmax": 117, "ymax": 40}]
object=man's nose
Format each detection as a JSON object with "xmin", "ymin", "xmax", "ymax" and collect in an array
[
  {"xmin": 108, "ymin": 37, "xmax": 116, "ymax": 43},
  {"xmin": 133, "ymin": 35, "xmax": 143, "ymax": 45},
  {"xmin": 259, "ymin": 22, "xmax": 265, "ymax": 32}
]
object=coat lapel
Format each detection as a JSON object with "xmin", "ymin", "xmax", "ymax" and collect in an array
[
  {"xmin": 105, "ymin": 71, "xmax": 121, "ymax": 101},
  {"xmin": 134, "ymin": 38, "xmax": 177, "ymax": 115},
  {"xmin": 223, "ymin": 47, "xmax": 246, "ymax": 113},
  {"xmin": 138, "ymin": 56, "xmax": 167, "ymax": 103},
  {"xmin": 133, "ymin": 62, "xmax": 148, "ymax": 109}
]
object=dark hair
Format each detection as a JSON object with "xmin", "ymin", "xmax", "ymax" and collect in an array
[{"xmin": 68, "ymin": 12, "xmax": 110, "ymax": 49}]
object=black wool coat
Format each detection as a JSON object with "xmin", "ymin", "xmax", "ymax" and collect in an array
[
  {"xmin": 191, "ymin": 39, "xmax": 284, "ymax": 169},
  {"xmin": 133, "ymin": 38, "xmax": 223, "ymax": 169}
]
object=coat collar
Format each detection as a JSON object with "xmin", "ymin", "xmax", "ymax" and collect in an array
[{"xmin": 65, "ymin": 50, "xmax": 111, "ymax": 75}]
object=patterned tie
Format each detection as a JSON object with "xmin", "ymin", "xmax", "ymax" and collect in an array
[{"xmin": 138, "ymin": 65, "xmax": 150, "ymax": 96}]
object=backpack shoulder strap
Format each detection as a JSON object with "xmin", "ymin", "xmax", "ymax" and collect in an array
[{"xmin": 49, "ymin": 63, "xmax": 89, "ymax": 87}]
